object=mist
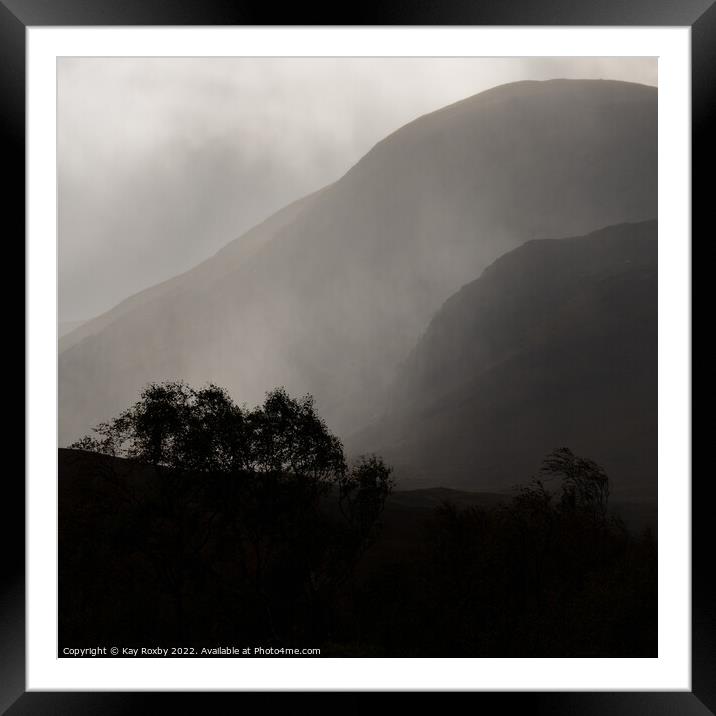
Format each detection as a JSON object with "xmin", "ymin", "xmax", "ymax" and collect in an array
[
  {"xmin": 59, "ymin": 72, "xmax": 657, "ymax": 479},
  {"xmin": 59, "ymin": 57, "xmax": 656, "ymax": 324},
  {"xmin": 58, "ymin": 59, "xmax": 660, "ymax": 659}
]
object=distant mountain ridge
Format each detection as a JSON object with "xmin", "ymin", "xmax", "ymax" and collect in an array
[
  {"xmin": 352, "ymin": 220, "xmax": 657, "ymax": 498},
  {"xmin": 59, "ymin": 319, "xmax": 87, "ymax": 339},
  {"xmin": 59, "ymin": 188, "xmax": 326, "ymax": 354},
  {"xmin": 59, "ymin": 79, "xmax": 657, "ymax": 446}
]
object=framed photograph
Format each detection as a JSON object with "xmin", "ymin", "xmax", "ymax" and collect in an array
[{"xmin": 9, "ymin": 0, "xmax": 704, "ymax": 710}]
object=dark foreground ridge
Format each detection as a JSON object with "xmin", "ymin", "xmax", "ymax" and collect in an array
[{"xmin": 60, "ymin": 439, "xmax": 656, "ymax": 657}]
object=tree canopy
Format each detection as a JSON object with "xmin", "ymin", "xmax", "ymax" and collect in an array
[{"xmin": 70, "ymin": 381, "xmax": 347, "ymax": 483}]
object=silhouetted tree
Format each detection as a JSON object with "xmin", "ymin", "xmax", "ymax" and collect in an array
[
  {"xmin": 64, "ymin": 406, "xmax": 656, "ymax": 657},
  {"xmin": 339, "ymin": 454, "xmax": 395, "ymax": 542},
  {"xmin": 68, "ymin": 380, "xmax": 390, "ymax": 644},
  {"xmin": 541, "ymin": 447, "xmax": 610, "ymax": 523}
]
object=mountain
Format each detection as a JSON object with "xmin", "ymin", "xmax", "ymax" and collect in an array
[
  {"xmin": 59, "ymin": 319, "xmax": 86, "ymax": 338},
  {"xmin": 59, "ymin": 79, "xmax": 657, "ymax": 445},
  {"xmin": 58, "ymin": 189, "xmax": 326, "ymax": 354},
  {"xmin": 352, "ymin": 220, "xmax": 657, "ymax": 499}
]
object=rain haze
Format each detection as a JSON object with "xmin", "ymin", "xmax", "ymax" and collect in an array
[
  {"xmin": 59, "ymin": 57, "xmax": 660, "ymax": 656},
  {"xmin": 58, "ymin": 57, "xmax": 656, "ymax": 325}
]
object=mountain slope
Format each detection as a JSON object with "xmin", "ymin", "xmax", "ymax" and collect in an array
[
  {"xmin": 352, "ymin": 220, "xmax": 657, "ymax": 499},
  {"xmin": 59, "ymin": 319, "xmax": 87, "ymax": 338},
  {"xmin": 59, "ymin": 79, "xmax": 657, "ymax": 445},
  {"xmin": 59, "ymin": 187, "xmax": 327, "ymax": 354}
]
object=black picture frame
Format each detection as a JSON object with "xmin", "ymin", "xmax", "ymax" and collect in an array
[{"xmin": 6, "ymin": 1, "xmax": 706, "ymax": 711}]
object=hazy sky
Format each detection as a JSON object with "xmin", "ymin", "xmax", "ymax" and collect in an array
[{"xmin": 58, "ymin": 57, "xmax": 656, "ymax": 324}]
